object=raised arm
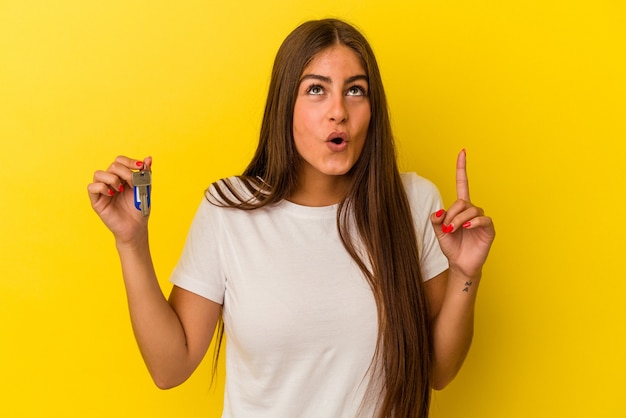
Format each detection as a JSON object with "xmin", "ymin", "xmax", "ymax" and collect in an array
[
  {"xmin": 88, "ymin": 156, "xmax": 221, "ymax": 388},
  {"xmin": 425, "ymin": 149, "xmax": 496, "ymax": 389}
]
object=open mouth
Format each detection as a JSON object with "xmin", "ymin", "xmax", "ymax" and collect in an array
[{"xmin": 326, "ymin": 132, "xmax": 348, "ymax": 148}]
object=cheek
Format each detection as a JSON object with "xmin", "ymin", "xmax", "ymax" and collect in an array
[
  {"xmin": 348, "ymin": 100, "xmax": 370, "ymax": 124},
  {"xmin": 292, "ymin": 102, "xmax": 306, "ymax": 130},
  {"xmin": 293, "ymin": 105, "xmax": 319, "ymax": 137},
  {"xmin": 292, "ymin": 107, "xmax": 312, "ymax": 152},
  {"xmin": 353, "ymin": 109, "xmax": 371, "ymax": 156},
  {"xmin": 355, "ymin": 107, "xmax": 371, "ymax": 136}
]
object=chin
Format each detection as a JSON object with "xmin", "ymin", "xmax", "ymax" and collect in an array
[
  {"xmin": 322, "ymin": 165, "xmax": 355, "ymax": 177},
  {"xmin": 324, "ymin": 159, "xmax": 360, "ymax": 175},
  {"xmin": 299, "ymin": 156, "xmax": 360, "ymax": 180}
]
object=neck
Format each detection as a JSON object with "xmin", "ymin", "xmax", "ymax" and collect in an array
[{"xmin": 288, "ymin": 168, "xmax": 349, "ymax": 207}]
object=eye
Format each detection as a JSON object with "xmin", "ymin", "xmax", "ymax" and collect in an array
[
  {"xmin": 306, "ymin": 84, "xmax": 324, "ymax": 95},
  {"xmin": 346, "ymin": 85, "xmax": 367, "ymax": 96}
]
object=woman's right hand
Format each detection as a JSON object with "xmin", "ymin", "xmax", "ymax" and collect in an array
[{"xmin": 88, "ymin": 155, "xmax": 153, "ymax": 244}]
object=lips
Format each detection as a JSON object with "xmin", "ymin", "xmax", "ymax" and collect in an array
[
  {"xmin": 326, "ymin": 131, "xmax": 348, "ymax": 144},
  {"xmin": 326, "ymin": 132, "xmax": 349, "ymax": 152}
]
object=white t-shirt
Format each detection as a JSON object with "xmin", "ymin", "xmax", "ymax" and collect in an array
[{"xmin": 170, "ymin": 172, "xmax": 449, "ymax": 417}]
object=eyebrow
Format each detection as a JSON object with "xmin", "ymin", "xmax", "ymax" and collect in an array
[{"xmin": 299, "ymin": 74, "xmax": 369, "ymax": 85}]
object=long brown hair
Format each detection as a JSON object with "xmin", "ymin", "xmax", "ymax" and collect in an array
[{"xmin": 210, "ymin": 19, "xmax": 432, "ymax": 417}]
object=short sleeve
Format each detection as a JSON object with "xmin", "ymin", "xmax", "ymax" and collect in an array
[
  {"xmin": 401, "ymin": 172, "xmax": 449, "ymax": 281},
  {"xmin": 169, "ymin": 195, "xmax": 226, "ymax": 304}
]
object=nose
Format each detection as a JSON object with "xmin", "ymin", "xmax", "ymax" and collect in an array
[{"xmin": 328, "ymin": 95, "xmax": 348, "ymax": 123}]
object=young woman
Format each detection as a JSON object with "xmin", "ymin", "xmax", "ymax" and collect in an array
[{"xmin": 88, "ymin": 18, "xmax": 495, "ymax": 418}]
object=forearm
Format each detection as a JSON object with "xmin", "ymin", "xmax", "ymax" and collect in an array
[
  {"xmin": 430, "ymin": 267, "xmax": 481, "ymax": 390},
  {"xmin": 116, "ymin": 233, "xmax": 192, "ymax": 388}
]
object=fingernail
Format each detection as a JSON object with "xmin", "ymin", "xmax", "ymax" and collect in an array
[
  {"xmin": 436, "ymin": 209, "xmax": 444, "ymax": 218},
  {"xmin": 108, "ymin": 189, "xmax": 114, "ymax": 196},
  {"xmin": 442, "ymin": 224, "xmax": 454, "ymax": 233},
  {"xmin": 118, "ymin": 184, "xmax": 124, "ymax": 192},
  {"xmin": 462, "ymin": 221, "xmax": 471, "ymax": 229},
  {"xmin": 135, "ymin": 161, "xmax": 143, "ymax": 168}
]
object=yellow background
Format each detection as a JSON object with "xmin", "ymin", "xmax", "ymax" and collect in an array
[{"xmin": 1, "ymin": 0, "xmax": 624, "ymax": 417}]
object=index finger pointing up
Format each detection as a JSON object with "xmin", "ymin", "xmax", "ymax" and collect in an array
[{"xmin": 456, "ymin": 148, "xmax": 470, "ymax": 201}]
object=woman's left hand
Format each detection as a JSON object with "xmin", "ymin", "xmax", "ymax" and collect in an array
[{"xmin": 430, "ymin": 149, "xmax": 495, "ymax": 280}]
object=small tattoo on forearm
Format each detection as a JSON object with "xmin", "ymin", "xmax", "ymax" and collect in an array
[{"xmin": 462, "ymin": 281, "xmax": 472, "ymax": 292}]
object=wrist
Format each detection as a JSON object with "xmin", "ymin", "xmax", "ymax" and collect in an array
[
  {"xmin": 115, "ymin": 230, "xmax": 149, "ymax": 253},
  {"xmin": 445, "ymin": 266, "xmax": 482, "ymax": 296},
  {"xmin": 447, "ymin": 265, "xmax": 482, "ymax": 283}
]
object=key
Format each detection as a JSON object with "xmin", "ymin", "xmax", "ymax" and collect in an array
[{"xmin": 132, "ymin": 170, "xmax": 152, "ymax": 217}]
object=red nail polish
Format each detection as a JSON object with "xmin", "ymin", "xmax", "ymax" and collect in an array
[
  {"xmin": 135, "ymin": 161, "xmax": 143, "ymax": 168},
  {"xmin": 463, "ymin": 221, "xmax": 472, "ymax": 229},
  {"xmin": 108, "ymin": 189, "xmax": 114, "ymax": 196},
  {"xmin": 436, "ymin": 209, "xmax": 444, "ymax": 218},
  {"xmin": 442, "ymin": 224, "xmax": 454, "ymax": 233},
  {"xmin": 118, "ymin": 184, "xmax": 124, "ymax": 192}
]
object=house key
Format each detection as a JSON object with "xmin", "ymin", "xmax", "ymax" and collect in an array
[{"xmin": 132, "ymin": 170, "xmax": 151, "ymax": 217}]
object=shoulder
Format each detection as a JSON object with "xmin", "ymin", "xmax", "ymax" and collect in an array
[
  {"xmin": 399, "ymin": 172, "xmax": 444, "ymax": 222},
  {"xmin": 400, "ymin": 172, "xmax": 441, "ymax": 201},
  {"xmin": 206, "ymin": 176, "xmax": 267, "ymax": 207},
  {"xmin": 191, "ymin": 177, "xmax": 262, "ymax": 236}
]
